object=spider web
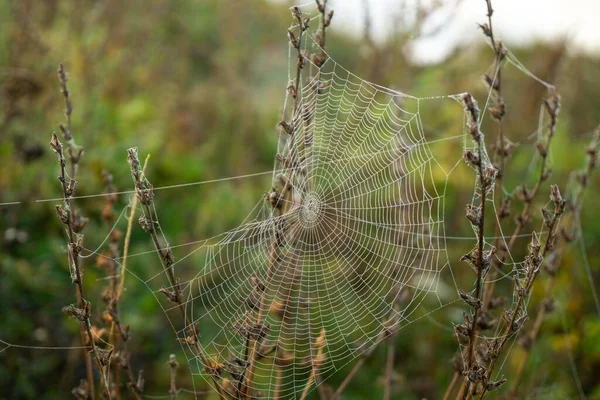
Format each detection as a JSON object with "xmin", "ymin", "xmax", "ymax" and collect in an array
[
  {"xmin": 129, "ymin": 6, "xmax": 461, "ymax": 398},
  {"xmin": 2, "ymin": 2, "xmax": 598, "ymax": 399},
  {"xmin": 82, "ymin": 4, "xmax": 578, "ymax": 399}
]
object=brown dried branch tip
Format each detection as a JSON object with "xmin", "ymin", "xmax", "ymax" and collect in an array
[
  {"xmin": 57, "ymin": 63, "xmax": 73, "ymax": 140},
  {"xmin": 128, "ymin": 147, "xmax": 155, "ymax": 206},
  {"xmin": 313, "ymin": 0, "xmax": 334, "ymax": 67},
  {"xmin": 57, "ymin": 63, "xmax": 84, "ymax": 164}
]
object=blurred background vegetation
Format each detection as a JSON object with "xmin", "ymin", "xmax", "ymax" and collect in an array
[{"xmin": 0, "ymin": 0, "xmax": 599, "ymax": 399}]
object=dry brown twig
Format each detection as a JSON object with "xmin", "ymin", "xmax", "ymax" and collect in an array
[
  {"xmin": 332, "ymin": 290, "xmax": 406, "ymax": 400},
  {"xmin": 479, "ymin": 0, "xmax": 509, "ymax": 312},
  {"xmin": 240, "ymin": 7, "xmax": 310, "ymax": 390},
  {"xmin": 127, "ymin": 148, "xmax": 226, "ymax": 400},
  {"xmin": 446, "ymin": 3, "xmax": 506, "ymax": 396},
  {"xmin": 453, "ymin": 83, "xmax": 562, "ymax": 400},
  {"xmin": 50, "ymin": 63, "xmax": 111, "ymax": 399},
  {"xmin": 300, "ymin": 329, "xmax": 327, "ymax": 400},
  {"xmin": 168, "ymin": 354, "xmax": 179, "ymax": 399},
  {"xmin": 242, "ymin": 3, "xmax": 334, "ymax": 399},
  {"xmin": 332, "ymin": 327, "xmax": 385, "ymax": 399},
  {"xmin": 97, "ymin": 170, "xmax": 144, "ymax": 400},
  {"xmin": 441, "ymin": 1, "xmax": 564, "ymax": 398},
  {"xmin": 475, "ymin": 185, "xmax": 566, "ymax": 399},
  {"xmin": 453, "ymin": 93, "xmax": 497, "ymax": 400},
  {"xmin": 507, "ymin": 125, "xmax": 600, "ymax": 399}
]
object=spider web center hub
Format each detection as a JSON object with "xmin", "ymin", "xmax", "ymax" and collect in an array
[{"xmin": 301, "ymin": 192, "xmax": 323, "ymax": 228}]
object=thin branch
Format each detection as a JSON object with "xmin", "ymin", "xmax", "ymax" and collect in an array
[
  {"xmin": 127, "ymin": 148, "xmax": 226, "ymax": 400},
  {"xmin": 50, "ymin": 63, "xmax": 110, "ymax": 399},
  {"xmin": 168, "ymin": 354, "xmax": 179, "ymax": 399},
  {"xmin": 300, "ymin": 329, "xmax": 326, "ymax": 400},
  {"xmin": 383, "ymin": 329, "xmax": 397, "ymax": 400},
  {"xmin": 507, "ymin": 126, "xmax": 599, "ymax": 399},
  {"xmin": 457, "ymin": 93, "xmax": 494, "ymax": 400},
  {"xmin": 242, "ymin": 7, "xmax": 314, "ymax": 398},
  {"xmin": 333, "ymin": 311, "xmax": 394, "ymax": 398},
  {"xmin": 334, "ymin": 358, "xmax": 365, "ymax": 398},
  {"xmin": 117, "ymin": 155, "xmax": 150, "ymax": 301},
  {"xmin": 477, "ymin": 186, "xmax": 566, "ymax": 399}
]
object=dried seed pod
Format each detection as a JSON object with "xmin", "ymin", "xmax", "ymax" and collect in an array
[
  {"xmin": 71, "ymin": 380, "xmax": 89, "ymax": 400},
  {"xmin": 325, "ymin": 10, "xmax": 334, "ymax": 27},
  {"xmin": 279, "ymin": 120, "xmax": 293, "ymax": 135},
  {"xmin": 478, "ymin": 23, "xmax": 492, "ymax": 39},
  {"xmin": 513, "ymin": 275, "xmax": 527, "ymax": 298},
  {"xmin": 138, "ymin": 215, "xmax": 154, "ymax": 233},
  {"xmin": 56, "ymin": 205, "xmax": 70, "ymax": 224},
  {"xmin": 265, "ymin": 187, "xmax": 284, "ymax": 209},
  {"xmin": 463, "ymin": 150, "xmax": 480, "ymax": 166},
  {"xmin": 453, "ymin": 323, "xmax": 471, "ymax": 341},
  {"xmin": 465, "ymin": 204, "xmax": 482, "ymax": 227},
  {"xmin": 159, "ymin": 287, "xmax": 178, "ymax": 303},
  {"xmin": 459, "ymin": 290, "xmax": 482, "ymax": 309},
  {"xmin": 63, "ymin": 300, "xmax": 91, "ymax": 321},
  {"xmin": 485, "ymin": 378, "xmax": 507, "ymax": 391}
]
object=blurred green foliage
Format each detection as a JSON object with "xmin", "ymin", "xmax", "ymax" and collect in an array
[{"xmin": 0, "ymin": 0, "xmax": 599, "ymax": 399}]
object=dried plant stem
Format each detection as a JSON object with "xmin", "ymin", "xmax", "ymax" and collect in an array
[
  {"xmin": 458, "ymin": 94, "xmax": 492, "ymax": 400},
  {"xmin": 50, "ymin": 63, "xmax": 111, "ymax": 399},
  {"xmin": 278, "ymin": 7, "xmax": 307, "ymax": 215},
  {"xmin": 508, "ymin": 126, "xmax": 599, "ymax": 399},
  {"xmin": 479, "ymin": 0, "xmax": 509, "ymax": 311},
  {"xmin": 314, "ymin": 0, "xmax": 333, "ymax": 66},
  {"xmin": 300, "ymin": 370, "xmax": 317, "ymax": 400},
  {"xmin": 443, "ymin": 372, "xmax": 460, "ymax": 400},
  {"xmin": 242, "ymin": 236, "xmax": 282, "ymax": 398},
  {"xmin": 100, "ymin": 171, "xmax": 122, "ymax": 399},
  {"xmin": 273, "ymin": 362, "xmax": 283, "ymax": 400},
  {"xmin": 506, "ymin": 290, "xmax": 551, "ymax": 398},
  {"xmin": 477, "ymin": 187, "xmax": 565, "ymax": 399},
  {"xmin": 487, "ymin": 90, "xmax": 560, "ymax": 299},
  {"xmin": 456, "ymin": 86, "xmax": 559, "ymax": 399},
  {"xmin": 383, "ymin": 335, "xmax": 396, "ymax": 400},
  {"xmin": 117, "ymin": 155, "xmax": 150, "ymax": 301},
  {"xmin": 127, "ymin": 148, "xmax": 225, "ymax": 400},
  {"xmin": 168, "ymin": 354, "xmax": 179, "ymax": 399},
  {"xmin": 308, "ymin": 317, "xmax": 327, "ymax": 400},
  {"xmin": 100, "ymin": 169, "xmax": 145, "ymax": 400},
  {"xmin": 52, "ymin": 137, "xmax": 107, "ymax": 395},
  {"xmin": 332, "ymin": 307, "xmax": 397, "ymax": 399},
  {"xmin": 484, "ymin": 0, "xmax": 496, "ymax": 52},
  {"xmin": 107, "ymin": 159, "xmax": 148, "ymax": 400},
  {"xmin": 300, "ymin": 329, "xmax": 326, "ymax": 400},
  {"xmin": 243, "ymin": 7, "xmax": 313, "ymax": 399},
  {"xmin": 82, "ymin": 329, "xmax": 96, "ymax": 399},
  {"xmin": 334, "ymin": 358, "xmax": 365, "ymax": 398}
]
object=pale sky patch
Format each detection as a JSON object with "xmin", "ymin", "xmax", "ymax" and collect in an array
[{"xmin": 272, "ymin": 0, "xmax": 600, "ymax": 63}]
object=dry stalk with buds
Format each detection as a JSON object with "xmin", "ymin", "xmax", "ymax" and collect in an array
[
  {"xmin": 49, "ymin": 63, "xmax": 110, "ymax": 399},
  {"xmin": 127, "ymin": 147, "xmax": 226, "ymax": 400},
  {"xmin": 243, "ymin": 2, "xmax": 334, "ymax": 399},
  {"xmin": 507, "ymin": 126, "xmax": 600, "ymax": 398},
  {"xmin": 475, "ymin": 185, "xmax": 566, "ymax": 399},
  {"xmin": 97, "ymin": 170, "xmax": 145, "ymax": 399},
  {"xmin": 454, "ymin": 93, "xmax": 497, "ymax": 399}
]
